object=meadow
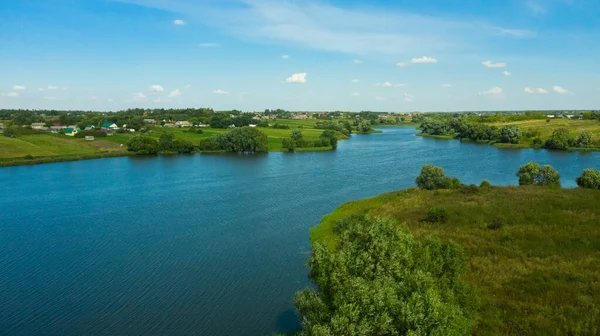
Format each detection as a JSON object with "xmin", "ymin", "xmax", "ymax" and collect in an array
[{"xmin": 311, "ymin": 186, "xmax": 600, "ymax": 335}]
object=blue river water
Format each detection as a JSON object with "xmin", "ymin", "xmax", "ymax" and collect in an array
[{"xmin": 1, "ymin": 127, "xmax": 599, "ymax": 335}]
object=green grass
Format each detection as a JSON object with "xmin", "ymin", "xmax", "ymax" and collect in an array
[
  {"xmin": 311, "ymin": 186, "xmax": 600, "ymax": 335},
  {"xmin": 416, "ymin": 133, "xmax": 457, "ymax": 140}
]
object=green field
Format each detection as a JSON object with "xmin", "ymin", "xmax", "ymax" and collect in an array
[
  {"xmin": 489, "ymin": 119, "xmax": 600, "ymax": 148},
  {"xmin": 0, "ymin": 119, "xmax": 349, "ymax": 166},
  {"xmin": 311, "ymin": 186, "xmax": 600, "ymax": 335}
]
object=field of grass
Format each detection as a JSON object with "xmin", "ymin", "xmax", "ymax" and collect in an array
[
  {"xmin": 489, "ymin": 119, "xmax": 600, "ymax": 148},
  {"xmin": 311, "ymin": 186, "xmax": 600, "ymax": 335},
  {"xmin": 0, "ymin": 134, "xmax": 126, "ymax": 159}
]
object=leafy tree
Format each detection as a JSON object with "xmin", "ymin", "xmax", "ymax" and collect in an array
[
  {"xmin": 127, "ymin": 135, "xmax": 159, "ymax": 154},
  {"xmin": 576, "ymin": 169, "xmax": 600, "ymax": 189},
  {"xmin": 213, "ymin": 127, "xmax": 268, "ymax": 153},
  {"xmin": 357, "ymin": 121, "xmax": 373, "ymax": 133},
  {"xmin": 516, "ymin": 162, "xmax": 561, "ymax": 186},
  {"xmin": 416, "ymin": 165, "xmax": 461, "ymax": 190},
  {"xmin": 3, "ymin": 126, "xmax": 19, "ymax": 138},
  {"xmin": 159, "ymin": 132, "xmax": 174, "ymax": 151},
  {"xmin": 319, "ymin": 130, "xmax": 338, "ymax": 149},
  {"xmin": 295, "ymin": 215, "xmax": 477, "ymax": 336},
  {"xmin": 516, "ymin": 162, "xmax": 541, "ymax": 185},
  {"xmin": 282, "ymin": 138, "xmax": 296, "ymax": 152},
  {"xmin": 291, "ymin": 129, "xmax": 303, "ymax": 142},
  {"xmin": 576, "ymin": 132, "xmax": 594, "ymax": 148},
  {"xmin": 544, "ymin": 128, "xmax": 574, "ymax": 150},
  {"xmin": 500, "ymin": 125, "xmax": 522, "ymax": 144}
]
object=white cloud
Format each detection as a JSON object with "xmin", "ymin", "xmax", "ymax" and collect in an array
[
  {"xmin": 503, "ymin": 71, "xmax": 511, "ymax": 76},
  {"xmin": 38, "ymin": 88, "xmax": 44, "ymax": 91},
  {"xmin": 113, "ymin": 0, "xmax": 533, "ymax": 57},
  {"xmin": 285, "ymin": 72, "xmax": 307, "ymax": 84},
  {"xmin": 12, "ymin": 85, "xmax": 25, "ymax": 90},
  {"xmin": 90, "ymin": 95, "xmax": 98, "ymax": 100},
  {"xmin": 525, "ymin": 0, "xmax": 547, "ymax": 15},
  {"xmin": 47, "ymin": 86, "xmax": 58, "ymax": 90},
  {"xmin": 535, "ymin": 88, "xmax": 548, "ymax": 94},
  {"xmin": 395, "ymin": 83, "xmax": 407, "ymax": 87},
  {"xmin": 482, "ymin": 60, "xmax": 506, "ymax": 68},
  {"xmin": 150, "ymin": 85, "xmax": 164, "ymax": 92},
  {"xmin": 351, "ymin": 92, "xmax": 360, "ymax": 96},
  {"xmin": 396, "ymin": 62, "xmax": 408, "ymax": 67},
  {"xmin": 404, "ymin": 93, "xmax": 415, "ymax": 102},
  {"xmin": 168, "ymin": 89, "xmax": 182, "ymax": 97},
  {"xmin": 153, "ymin": 98, "xmax": 161, "ymax": 103},
  {"xmin": 442, "ymin": 84, "xmax": 452, "ymax": 88},
  {"xmin": 199, "ymin": 43, "xmax": 219, "ymax": 47},
  {"xmin": 2, "ymin": 92, "xmax": 20, "ymax": 97},
  {"xmin": 62, "ymin": 87, "xmax": 68, "ymax": 91},
  {"xmin": 375, "ymin": 96, "xmax": 384, "ymax": 100},
  {"xmin": 174, "ymin": 19, "xmax": 185, "ymax": 25},
  {"xmin": 353, "ymin": 59, "xmax": 363, "ymax": 64},
  {"xmin": 213, "ymin": 89, "xmax": 229, "ymax": 94},
  {"xmin": 379, "ymin": 82, "xmax": 393, "ymax": 87},
  {"xmin": 553, "ymin": 86, "xmax": 572, "ymax": 94},
  {"xmin": 107, "ymin": 98, "xmax": 114, "ymax": 102},
  {"xmin": 524, "ymin": 87, "xmax": 535, "ymax": 93},
  {"xmin": 411, "ymin": 56, "xmax": 438, "ymax": 64},
  {"xmin": 481, "ymin": 87, "xmax": 503, "ymax": 95},
  {"xmin": 184, "ymin": 85, "xmax": 191, "ymax": 89},
  {"xmin": 351, "ymin": 79, "xmax": 360, "ymax": 83},
  {"xmin": 133, "ymin": 92, "xmax": 147, "ymax": 101},
  {"xmin": 44, "ymin": 96, "xmax": 57, "ymax": 100},
  {"xmin": 496, "ymin": 28, "xmax": 536, "ymax": 38},
  {"xmin": 282, "ymin": 55, "xmax": 290, "ymax": 59}
]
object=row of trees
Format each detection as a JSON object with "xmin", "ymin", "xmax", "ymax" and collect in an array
[
  {"xmin": 420, "ymin": 118, "xmax": 523, "ymax": 144},
  {"xmin": 281, "ymin": 130, "xmax": 338, "ymax": 151},
  {"xmin": 543, "ymin": 128, "xmax": 594, "ymax": 149}
]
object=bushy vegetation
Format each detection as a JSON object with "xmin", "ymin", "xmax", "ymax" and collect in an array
[
  {"xmin": 296, "ymin": 215, "xmax": 477, "ymax": 335},
  {"xmin": 158, "ymin": 133, "xmax": 194, "ymax": 154},
  {"xmin": 576, "ymin": 168, "xmax": 600, "ymax": 189},
  {"xmin": 127, "ymin": 135, "xmax": 159, "ymax": 155},
  {"xmin": 75, "ymin": 130, "xmax": 107, "ymax": 138},
  {"xmin": 272, "ymin": 123, "xmax": 290, "ymax": 129},
  {"xmin": 198, "ymin": 127, "xmax": 268, "ymax": 153},
  {"xmin": 516, "ymin": 162, "xmax": 561, "ymax": 186},
  {"xmin": 281, "ymin": 130, "xmax": 338, "ymax": 152},
  {"xmin": 415, "ymin": 164, "xmax": 462, "ymax": 190}
]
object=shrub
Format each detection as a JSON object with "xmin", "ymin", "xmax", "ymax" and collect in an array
[
  {"xmin": 533, "ymin": 137, "xmax": 543, "ymax": 146},
  {"xmin": 183, "ymin": 127, "xmax": 203, "ymax": 134},
  {"xmin": 576, "ymin": 169, "xmax": 600, "ymax": 189},
  {"xmin": 282, "ymin": 138, "xmax": 296, "ymax": 152},
  {"xmin": 272, "ymin": 123, "xmax": 290, "ymax": 129},
  {"xmin": 416, "ymin": 165, "xmax": 461, "ymax": 190},
  {"xmin": 3, "ymin": 127, "xmax": 19, "ymax": 138},
  {"xmin": 516, "ymin": 162, "xmax": 561, "ymax": 186},
  {"xmin": 538, "ymin": 165, "xmax": 561, "ymax": 187},
  {"xmin": 487, "ymin": 218, "xmax": 505, "ymax": 230},
  {"xmin": 576, "ymin": 132, "xmax": 593, "ymax": 148},
  {"xmin": 544, "ymin": 127, "xmax": 574, "ymax": 150},
  {"xmin": 24, "ymin": 154, "xmax": 34, "ymax": 160},
  {"xmin": 461, "ymin": 184, "xmax": 479, "ymax": 194},
  {"xmin": 127, "ymin": 135, "xmax": 159, "ymax": 154},
  {"xmin": 423, "ymin": 208, "xmax": 448, "ymax": 223},
  {"xmin": 257, "ymin": 120, "xmax": 269, "ymax": 127},
  {"xmin": 75, "ymin": 130, "xmax": 107, "ymax": 138},
  {"xmin": 500, "ymin": 125, "xmax": 522, "ymax": 144},
  {"xmin": 480, "ymin": 180, "xmax": 492, "ymax": 188}
]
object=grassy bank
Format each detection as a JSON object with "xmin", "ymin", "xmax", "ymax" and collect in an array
[{"xmin": 311, "ymin": 186, "xmax": 600, "ymax": 335}]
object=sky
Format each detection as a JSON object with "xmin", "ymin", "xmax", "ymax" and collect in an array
[{"xmin": 0, "ymin": 0, "xmax": 599, "ymax": 112}]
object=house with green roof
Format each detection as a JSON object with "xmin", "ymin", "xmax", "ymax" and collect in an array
[
  {"xmin": 65, "ymin": 127, "xmax": 81, "ymax": 137},
  {"xmin": 84, "ymin": 124, "xmax": 95, "ymax": 131},
  {"xmin": 101, "ymin": 122, "xmax": 118, "ymax": 131}
]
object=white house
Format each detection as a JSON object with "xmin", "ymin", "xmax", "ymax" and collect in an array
[
  {"xmin": 547, "ymin": 115, "xmax": 555, "ymax": 118},
  {"xmin": 31, "ymin": 122, "xmax": 47, "ymax": 130},
  {"xmin": 101, "ymin": 122, "xmax": 118, "ymax": 130},
  {"xmin": 249, "ymin": 124, "xmax": 257, "ymax": 127},
  {"xmin": 176, "ymin": 121, "xmax": 192, "ymax": 128}
]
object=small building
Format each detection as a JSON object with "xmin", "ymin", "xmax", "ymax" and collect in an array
[
  {"xmin": 85, "ymin": 136, "xmax": 95, "ymax": 141},
  {"xmin": 547, "ymin": 115, "xmax": 555, "ymax": 118},
  {"xmin": 566, "ymin": 115, "xmax": 575, "ymax": 119},
  {"xmin": 144, "ymin": 119, "xmax": 157, "ymax": 124},
  {"xmin": 65, "ymin": 127, "xmax": 81, "ymax": 137},
  {"xmin": 197, "ymin": 124, "xmax": 209, "ymax": 128},
  {"xmin": 101, "ymin": 122, "xmax": 118, "ymax": 130},
  {"xmin": 0, "ymin": 123, "xmax": 4, "ymax": 129},
  {"xmin": 31, "ymin": 122, "xmax": 47, "ymax": 130},
  {"xmin": 228, "ymin": 124, "xmax": 236, "ymax": 128},
  {"xmin": 163, "ymin": 123, "xmax": 176, "ymax": 128},
  {"xmin": 176, "ymin": 121, "xmax": 192, "ymax": 128},
  {"xmin": 84, "ymin": 124, "xmax": 95, "ymax": 131},
  {"xmin": 249, "ymin": 124, "xmax": 257, "ymax": 127}
]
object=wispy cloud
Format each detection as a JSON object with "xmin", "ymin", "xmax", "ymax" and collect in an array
[
  {"xmin": 282, "ymin": 55, "xmax": 290, "ymax": 59},
  {"xmin": 2, "ymin": 92, "xmax": 20, "ymax": 97},
  {"xmin": 396, "ymin": 62, "xmax": 408, "ymax": 67},
  {"xmin": 351, "ymin": 79, "xmax": 360, "ymax": 83},
  {"xmin": 375, "ymin": 96, "xmax": 384, "ymax": 101},
  {"xmin": 285, "ymin": 73, "xmax": 307, "ymax": 84},
  {"xmin": 376, "ymin": 82, "xmax": 393, "ymax": 87},
  {"xmin": 199, "ymin": 43, "xmax": 219, "ymax": 47},
  {"xmin": 351, "ymin": 92, "xmax": 360, "ymax": 96},
  {"xmin": 503, "ymin": 71, "xmax": 511, "ymax": 76},
  {"xmin": 44, "ymin": 96, "xmax": 58, "ymax": 100},
  {"xmin": 525, "ymin": 0, "xmax": 547, "ymax": 14},
  {"xmin": 213, "ymin": 89, "xmax": 229, "ymax": 94},
  {"xmin": 133, "ymin": 92, "xmax": 147, "ymax": 101},
  {"xmin": 115, "ymin": 0, "xmax": 531, "ymax": 56},
  {"xmin": 482, "ymin": 60, "xmax": 506, "ymax": 68},
  {"xmin": 404, "ymin": 93, "xmax": 415, "ymax": 102},
  {"xmin": 553, "ymin": 85, "xmax": 572, "ymax": 94},
  {"xmin": 353, "ymin": 59, "xmax": 363, "ymax": 64},
  {"xmin": 168, "ymin": 89, "xmax": 182, "ymax": 97},
  {"xmin": 12, "ymin": 85, "xmax": 25, "ymax": 90},
  {"xmin": 442, "ymin": 84, "xmax": 452, "ymax": 88},
  {"xmin": 47, "ymin": 85, "xmax": 58, "ymax": 90},
  {"xmin": 480, "ymin": 87, "xmax": 503, "ymax": 95},
  {"xmin": 174, "ymin": 19, "xmax": 185, "ymax": 25},
  {"xmin": 150, "ymin": 85, "xmax": 164, "ymax": 92}
]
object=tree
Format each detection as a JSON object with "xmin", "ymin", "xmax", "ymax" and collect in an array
[
  {"xmin": 127, "ymin": 135, "xmax": 159, "ymax": 154},
  {"xmin": 3, "ymin": 126, "xmax": 19, "ymax": 138},
  {"xmin": 159, "ymin": 132, "xmax": 174, "ymax": 151},
  {"xmin": 500, "ymin": 125, "xmax": 522, "ymax": 144},
  {"xmin": 576, "ymin": 132, "xmax": 594, "ymax": 148},
  {"xmin": 357, "ymin": 121, "xmax": 373, "ymax": 133},
  {"xmin": 416, "ymin": 165, "xmax": 461, "ymax": 190},
  {"xmin": 213, "ymin": 127, "xmax": 268, "ymax": 153},
  {"xmin": 282, "ymin": 138, "xmax": 296, "ymax": 152},
  {"xmin": 295, "ymin": 215, "xmax": 477, "ymax": 336},
  {"xmin": 576, "ymin": 169, "xmax": 600, "ymax": 189},
  {"xmin": 516, "ymin": 162, "xmax": 561, "ymax": 186},
  {"xmin": 544, "ymin": 127, "xmax": 574, "ymax": 150},
  {"xmin": 319, "ymin": 130, "xmax": 338, "ymax": 149},
  {"xmin": 516, "ymin": 162, "xmax": 541, "ymax": 185},
  {"xmin": 291, "ymin": 129, "xmax": 303, "ymax": 142}
]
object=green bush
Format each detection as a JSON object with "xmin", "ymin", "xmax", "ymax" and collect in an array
[
  {"xmin": 544, "ymin": 127, "xmax": 574, "ymax": 150},
  {"xmin": 295, "ymin": 215, "xmax": 477, "ymax": 336},
  {"xmin": 127, "ymin": 135, "xmax": 159, "ymax": 154},
  {"xmin": 75, "ymin": 130, "xmax": 107, "ymax": 138},
  {"xmin": 282, "ymin": 138, "xmax": 296, "ymax": 152},
  {"xmin": 517, "ymin": 162, "xmax": 561, "ymax": 187},
  {"xmin": 576, "ymin": 169, "xmax": 600, "ymax": 189},
  {"xmin": 3, "ymin": 127, "xmax": 19, "ymax": 138},
  {"xmin": 487, "ymin": 218, "xmax": 505, "ymax": 230},
  {"xmin": 272, "ymin": 123, "xmax": 290, "ymax": 129},
  {"xmin": 416, "ymin": 165, "xmax": 462, "ymax": 190},
  {"xmin": 461, "ymin": 184, "xmax": 479, "ymax": 194},
  {"xmin": 480, "ymin": 180, "xmax": 492, "ymax": 188},
  {"xmin": 423, "ymin": 207, "xmax": 448, "ymax": 223}
]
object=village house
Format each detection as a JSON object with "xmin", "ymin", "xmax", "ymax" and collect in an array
[
  {"xmin": 84, "ymin": 124, "xmax": 95, "ymax": 131},
  {"xmin": 65, "ymin": 127, "xmax": 81, "ymax": 137},
  {"xmin": 0, "ymin": 123, "xmax": 4, "ymax": 130},
  {"xmin": 175, "ymin": 121, "xmax": 192, "ymax": 128},
  {"xmin": 50, "ymin": 125, "xmax": 67, "ymax": 133},
  {"xmin": 197, "ymin": 123, "xmax": 209, "ymax": 128},
  {"xmin": 31, "ymin": 122, "xmax": 47, "ymax": 131},
  {"xmin": 163, "ymin": 123, "xmax": 176, "ymax": 128},
  {"xmin": 547, "ymin": 115, "xmax": 556, "ymax": 118},
  {"xmin": 143, "ymin": 119, "xmax": 157, "ymax": 124},
  {"xmin": 101, "ymin": 122, "xmax": 118, "ymax": 131}
]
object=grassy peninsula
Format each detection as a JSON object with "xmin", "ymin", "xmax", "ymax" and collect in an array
[{"xmin": 310, "ymin": 185, "xmax": 600, "ymax": 335}]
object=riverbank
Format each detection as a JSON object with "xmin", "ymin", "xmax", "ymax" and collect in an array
[{"xmin": 310, "ymin": 186, "xmax": 600, "ymax": 335}]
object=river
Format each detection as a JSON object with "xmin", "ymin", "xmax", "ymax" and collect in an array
[{"xmin": 1, "ymin": 126, "xmax": 599, "ymax": 335}]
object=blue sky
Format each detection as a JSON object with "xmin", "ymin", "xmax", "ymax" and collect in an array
[{"xmin": 1, "ymin": 0, "xmax": 599, "ymax": 112}]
